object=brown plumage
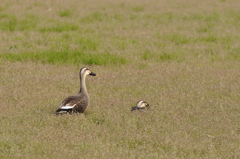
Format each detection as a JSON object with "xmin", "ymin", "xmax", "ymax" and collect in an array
[{"xmin": 55, "ymin": 67, "xmax": 98, "ymax": 114}]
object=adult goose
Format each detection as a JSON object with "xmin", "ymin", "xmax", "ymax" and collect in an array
[
  {"xmin": 131, "ymin": 100, "xmax": 150, "ymax": 111},
  {"xmin": 55, "ymin": 67, "xmax": 98, "ymax": 114}
]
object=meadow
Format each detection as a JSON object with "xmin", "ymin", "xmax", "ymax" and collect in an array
[{"xmin": 0, "ymin": 0, "xmax": 240, "ymax": 158}]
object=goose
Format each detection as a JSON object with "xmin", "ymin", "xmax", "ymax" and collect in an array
[
  {"xmin": 55, "ymin": 67, "xmax": 98, "ymax": 114},
  {"xmin": 131, "ymin": 100, "xmax": 150, "ymax": 111}
]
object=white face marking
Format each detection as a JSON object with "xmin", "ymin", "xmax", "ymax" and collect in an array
[
  {"xmin": 81, "ymin": 68, "xmax": 87, "ymax": 76},
  {"xmin": 81, "ymin": 68, "xmax": 91, "ymax": 77},
  {"xmin": 137, "ymin": 101, "xmax": 145, "ymax": 108},
  {"xmin": 86, "ymin": 70, "xmax": 91, "ymax": 75}
]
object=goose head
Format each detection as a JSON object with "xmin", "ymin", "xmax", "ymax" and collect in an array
[
  {"xmin": 131, "ymin": 100, "xmax": 150, "ymax": 111},
  {"xmin": 80, "ymin": 67, "xmax": 98, "ymax": 77},
  {"xmin": 78, "ymin": 67, "xmax": 98, "ymax": 94}
]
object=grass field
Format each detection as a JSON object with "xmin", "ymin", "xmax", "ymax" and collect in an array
[{"xmin": 0, "ymin": 0, "xmax": 240, "ymax": 158}]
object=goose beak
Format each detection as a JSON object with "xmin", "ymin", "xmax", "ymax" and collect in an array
[{"xmin": 90, "ymin": 72, "xmax": 98, "ymax": 76}]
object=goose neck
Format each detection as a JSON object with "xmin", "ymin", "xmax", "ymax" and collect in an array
[{"xmin": 79, "ymin": 73, "xmax": 88, "ymax": 95}]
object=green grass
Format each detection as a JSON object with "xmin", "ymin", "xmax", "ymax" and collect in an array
[
  {"xmin": 0, "ymin": 0, "xmax": 240, "ymax": 158},
  {"xmin": 132, "ymin": 5, "xmax": 144, "ymax": 12},
  {"xmin": 0, "ymin": 13, "xmax": 38, "ymax": 31},
  {"xmin": 0, "ymin": 51, "xmax": 127, "ymax": 66},
  {"xmin": 0, "ymin": 14, "xmax": 17, "ymax": 31},
  {"xmin": 162, "ymin": 33, "xmax": 190, "ymax": 45},
  {"xmin": 141, "ymin": 50, "xmax": 183, "ymax": 62},
  {"xmin": 58, "ymin": 9, "xmax": 72, "ymax": 17},
  {"xmin": 39, "ymin": 23, "xmax": 79, "ymax": 32},
  {"xmin": 80, "ymin": 12, "xmax": 108, "ymax": 23},
  {"xmin": 228, "ymin": 47, "xmax": 240, "ymax": 60}
]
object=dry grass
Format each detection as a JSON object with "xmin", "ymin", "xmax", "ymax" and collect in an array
[
  {"xmin": 0, "ymin": 0, "xmax": 240, "ymax": 158},
  {"xmin": 1, "ymin": 60, "xmax": 239, "ymax": 158}
]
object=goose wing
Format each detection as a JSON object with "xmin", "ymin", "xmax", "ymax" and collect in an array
[
  {"xmin": 59, "ymin": 103, "xmax": 76, "ymax": 110},
  {"xmin": 55, "ymin": 95, "xmax": 88, "ymax": 114},
  {"xmin": 55, "ymin": 96, "xmax": 78, "ymax": 114}
]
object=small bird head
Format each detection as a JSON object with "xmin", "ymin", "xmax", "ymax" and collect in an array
[{"xmin": 136, "ymin": 100, "xmax": 150, "ymax": 108}]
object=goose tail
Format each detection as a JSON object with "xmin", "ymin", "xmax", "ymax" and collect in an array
[
  {"xmin": 55, "ymin": 108, "xmax": 73, "ymax": 115},
  {"xmin": 55, "ymin": 104, "xmax": 76, "ymax": 115}
]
